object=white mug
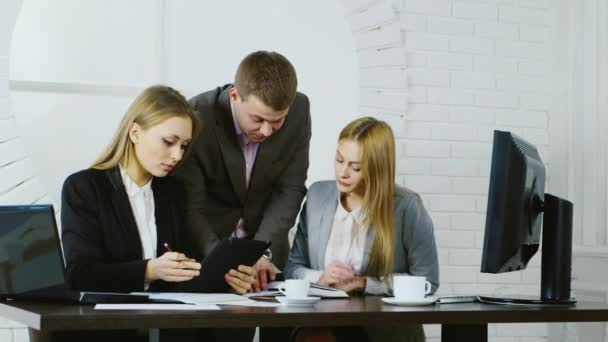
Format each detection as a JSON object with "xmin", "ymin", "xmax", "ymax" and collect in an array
[
  {"xmin": 392, "ymin": 275, "xmax": 431, "ymax": 300},
  {"xmin": 278, "ymin": 279, "xmax": 310, "ymax": 299}
]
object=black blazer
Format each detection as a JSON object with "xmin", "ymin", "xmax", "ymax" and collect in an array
[
  {"xmin": 174, "ymin": 84, "xmax": 311, "ymax": 268},
  {"xmin": 61, "ymin": 167, "xmax": 197, "ymax": 293}
]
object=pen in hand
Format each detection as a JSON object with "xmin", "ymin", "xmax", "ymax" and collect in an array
[
  {"xmin": 163, "ymin": 242, "xmax": 197, "ymax": 262},
  {"xmin": 146, "ymin": 242, "xmax": 201, "ymax": 282}
]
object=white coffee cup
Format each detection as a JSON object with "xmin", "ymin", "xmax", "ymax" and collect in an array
[
  {"xmin": 278, "ymin": 279, "xmax": 310, "ymax": 298},
  {"xmin": 392, "ymin": 275, "xmax": 431, "ymax": 300}
]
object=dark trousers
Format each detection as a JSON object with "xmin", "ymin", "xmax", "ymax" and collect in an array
[
  {"xmin": 51, "ymin": 328, "xmax": 255, "ymax": 342},
  {"xmin": 260, "ymin": 326, "xmax": 371, "ymax": 342}
]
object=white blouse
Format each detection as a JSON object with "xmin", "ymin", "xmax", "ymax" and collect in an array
[
  {"xmin": 120, "ymin": 166, "xmax": 157, "ymax": 260},
  {"xmin": 324, "ymin": 202, "xmax": 368, "ymax": 273},
  {"xmin": 301, "ymin": 199, "xmax": 388, "ymax": 294}
]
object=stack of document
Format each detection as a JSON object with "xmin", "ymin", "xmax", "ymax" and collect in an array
[
  {"xmin": 245, "ymin": 281, "xmax": 349, "ymax": 299},
  {"xmin": 94, "ymin": 284, "xmax": 348, "ymax": 310},
  {"xmin": 135, "ymin": 292, "xmax": 246, "ymax": 305},
  {"xmin": 95, "ymin": 303, "xmax": 220, "ymax": 310},
  {"xmin": 95, "ymin": 293, "xmax": 281, "ymax": 310}
]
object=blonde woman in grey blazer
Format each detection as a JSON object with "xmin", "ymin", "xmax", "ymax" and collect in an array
[{"xmin": 284, "ymin": 117, "xmax": 439, "ymax": 342}]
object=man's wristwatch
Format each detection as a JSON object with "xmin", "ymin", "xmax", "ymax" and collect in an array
[{"xmin": 262, "ymin": 248, "xmax": 273, "ymax": 262}]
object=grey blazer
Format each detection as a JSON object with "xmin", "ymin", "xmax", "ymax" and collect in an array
[
  {"xmin": 284, "ymin": 180, "xmax": 439, "ymax": 294},
  {"xmin": 174, "ymin": 84, "xmax": 311, "ymax": 268}
]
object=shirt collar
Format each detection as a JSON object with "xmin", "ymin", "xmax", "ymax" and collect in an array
[
  {"xmin": 230, "ymin": 100, "xmax": 244, "ymax": 136},
  {"xmin": 230, "ymin": 99, "xmax": 256, "ymax": 147},
  {"xmin": 335, "ymin": 199, "xmax": 366, "ymax": 225},
  {"xmin": 230, "ymin": 92, "xmax": 265, "ymax": 148},
  {"xmin": 119, "ymin": 165, "xmax": 152, "ymax": 198}
]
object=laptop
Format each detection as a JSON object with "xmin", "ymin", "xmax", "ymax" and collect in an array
[{"xmin": 0, "ymin": 205, "xmax": 180, "ymax": 304}]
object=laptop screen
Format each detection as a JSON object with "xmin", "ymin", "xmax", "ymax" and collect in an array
[{"xmin": 0, "ymin": 205, "xmax": 67, "ymax": 299}]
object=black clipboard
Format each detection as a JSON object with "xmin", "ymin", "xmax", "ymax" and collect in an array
[{"xmin": 186, "ymin": 239, "xmax": 270, "ymax": 293}]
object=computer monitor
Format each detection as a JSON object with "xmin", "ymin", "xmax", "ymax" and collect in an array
[{"xmin": 480, "ymin": 130, "xmax": 575, "ymax": 305}]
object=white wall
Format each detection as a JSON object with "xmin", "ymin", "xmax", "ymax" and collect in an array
[
  {"xmin": 163, "ymin": 0, "xmax": 360, "ymax": 186},
  {"xmin": 9, "ymin": 0, "xmax": 360, "ymax": 205},
  {"xmin": 10, "ymin": 0, "xmax": 163, "ymax": 85}
]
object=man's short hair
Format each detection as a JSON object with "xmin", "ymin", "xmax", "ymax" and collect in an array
[{"xmin": 234, "ymin": 51, "xmax": 298, "ymax": 111}]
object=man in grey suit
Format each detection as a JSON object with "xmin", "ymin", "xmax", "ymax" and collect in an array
[{"xmin": 175, "ymin": 51, "xmax": 311, "ymax": 291}]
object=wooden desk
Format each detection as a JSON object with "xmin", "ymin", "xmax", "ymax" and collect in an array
[{"xmin": 2, "ymin": 297, "xmax": 608, "ymax": 342}]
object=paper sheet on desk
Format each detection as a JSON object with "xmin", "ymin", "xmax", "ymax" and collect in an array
[
  {"xmin": 95, "ymin": 304, "xmax": 220, "ymax": 310},
  {"xmin": 131, "ymin": 292, "xmax": 248, "ymax": 305},
  {"xmin": 243, "ymin": 290, "xmax": 281, "ymax": 298}
]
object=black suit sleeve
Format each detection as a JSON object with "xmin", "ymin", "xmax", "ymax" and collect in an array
[
  {"xmin": 253, "ymin": 95, "xmax": 311, "ymax": 267},
  {"xmin": 170, "ymin": 177, "xmax": 205, "ymax": 263},
  {"xmin": 173, "ymin": 138, "xmax": 222, "ymax": 258},
  {"xmin": 61, "ymin": 174, "xmax": 147, "ymax": 292}
]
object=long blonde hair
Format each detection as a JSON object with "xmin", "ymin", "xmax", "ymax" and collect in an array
[
  {"xmin": 339, "ymin": 117, "xmax": 395, "ymax": 279},
  {"xmin": 91, "ymin": 85, "xmax": 200, "ymax": 170}
]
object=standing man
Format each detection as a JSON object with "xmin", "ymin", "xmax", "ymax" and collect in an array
[{"xmin": 175, "ymin": 51, "xmax": 311, "ymax": 291}]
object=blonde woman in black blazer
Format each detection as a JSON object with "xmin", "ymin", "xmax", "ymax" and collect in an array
[{"xmin": 60, "ymin": 85, "xmax": 257, "ymax": 342}]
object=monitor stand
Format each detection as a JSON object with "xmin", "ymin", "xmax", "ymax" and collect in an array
[{"xmin": 479, "ymin": 194, "xmax": 576, "ymax": 306}]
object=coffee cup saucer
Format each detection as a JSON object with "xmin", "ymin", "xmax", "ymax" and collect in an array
[
  {"xmin": 277, "ymin": 296, "xmax": 321, "ymax": 306},
  {"xmin": 381, "ymin": 296, "xmax": 438, "ymax": 306}
]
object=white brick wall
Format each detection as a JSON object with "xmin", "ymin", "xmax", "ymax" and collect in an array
[
  {"xmin": 354, "ymin": 23, "xmax": 403, "ymax": 49},
  {"xmin": 428, "ymin": 52, "xmax": 473, "ymax": 70},
  {"xmin": 349, "ymin": 2, "xmax": 395, "ymax": 31},
  {"xmin": 360, "ymin": 89, "xmax": 408, "ymax": 111},
  {"xmin": 393, "ymin": 0, "xmax": 554, "ymax": 340},
  {"xmin": 404, "ymin": 0, "xmax": 452, "ymax": 17},
  {"xmin": 453, "ymin": 2, "xmax": 498, "ymax": 20},
  {"xmin": 475, "ymin": 55, "xmax": 518, "ymax": 74},
  {"xmin": 431, "ymin": 159, "xmax": 478, "ymax": 176},
  {"xmin": 358, "ymin": 47, "xmax": 406, "ymax": 67},
  {"xmin": 428, "ymin": 17, "xmax": 474, "ymax": 35}
]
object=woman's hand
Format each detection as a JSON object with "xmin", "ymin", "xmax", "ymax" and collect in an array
[
  {"xmin": 334, "ymin": 276, "xmax": 367, "ymax": 293},
  {"xmin": 145, "ymin": 252, "xmax": 201, "ymax": 283},
  {"xmin": 318, "ymin": 261, "xmax": 354, "ymax": 286},
  {"xmin": 225, "ymin": 265, "xmax": 257, "ymax": 294}
]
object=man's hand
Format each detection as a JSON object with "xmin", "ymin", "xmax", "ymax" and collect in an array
[
  {"xmin": 252, "ymin": 257, "xmax": 276, "ymax": 292},
  {"xmin": 225, "ymin": 265, "xmax": 256, "ymax": 294}
]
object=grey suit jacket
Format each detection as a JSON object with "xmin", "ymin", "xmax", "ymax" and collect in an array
[
  {"xmin": 284, "ymin": 180, "xmax": 439, "ymax": 294},
  {"xmin": 174, "ymin": 84, "xmax": 311, "ymax": 268}
]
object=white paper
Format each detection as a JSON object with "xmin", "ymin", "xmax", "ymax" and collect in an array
[
  {"xmin": 131, "ymin": 292, "xmax": 249, "ymax": 305},
  {"xmin": 220, "ymin": 299, "xmax": 282, "ymax": 307},
  {"xmin": 95, "ymin": 304, "xmax": 220, "ymax": 310},
  {"xmin": 243, "ymin": 290, "xmax": 282, "ymax": 298}
]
